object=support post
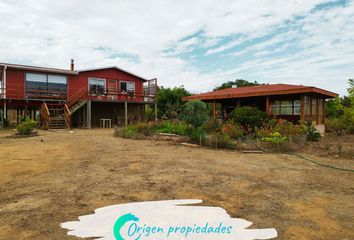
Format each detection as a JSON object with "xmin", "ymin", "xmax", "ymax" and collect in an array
[
  {"xmin": 86, "ymin": 100, "xmax": 91, "ymax": 129},
  {"xmin": 154, "ymin": 101, "xmax": 158, "ymax": 122},
  {"xmin": 124, "ymin": 101, "xmax": 128, "ymax": 127},
  {"xmin": 265, "ymin": 96, "xmax": 270, "ymax": 115},
  {"xmin": 213, "ymin": 100, "xmax": 216, "ymax": 119},
  {"xmin": 300, "ymin": 96, "xmax": 305, "ymax": 122},
  {"xmin": 316, "ymin": 97, "xmax": 319, "ymax": 125},
  {"xmin": 4, "ymin": 99, "xmax": 6, "ymax": 120}
]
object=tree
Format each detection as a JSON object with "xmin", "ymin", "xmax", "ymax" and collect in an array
[
  {"xmin": 181, "ymin": 100, "xmax": 209, "ymax": 128},
  {"xmin": 214, "ymin": 79, "xmax": 261, "ymax": 91},
  {"xmin": 229, "ymin": 106, "xmax": 266, "ymax": 131},
  {"xmin": 157, "ymin": 86, "xmax": 190, "ymax": 119}
]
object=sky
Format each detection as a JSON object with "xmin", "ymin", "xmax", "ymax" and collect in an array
[{"xmin": 0, "ymin": 0, "xmax": 353, "ymax": 95}]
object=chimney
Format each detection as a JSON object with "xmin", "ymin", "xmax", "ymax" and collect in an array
[{"xmin": 70, "ymin": 59, "xmax": 75, "ymax": 71}]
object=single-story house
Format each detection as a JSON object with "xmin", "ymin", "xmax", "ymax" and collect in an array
[
  {"xmin": 0, "ymin": 60, "xmax": 157, "ymax": 129},
  {"xmin": 182, "ymin": 84, "xmax": 338, "ymax": 134}
]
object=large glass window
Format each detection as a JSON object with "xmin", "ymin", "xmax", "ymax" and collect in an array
[
  {"xmin": 26, "ymin": 73, "xmax": 67, "ymax": 98},
  {"xmin": 294, "ymin": 100, "xmax": 301, "ymax": 115},
  {"xmin": 269, "ymin": 101, "xmax": 280, "ymax": 115},
  {"xmin": 120, "ymin": 81, "xmax": 135, "ymax": 93},
  {"xmin": 89, "ymin": 78, "xmax": 106, "ymax": 95},
  {"xmin": 280, "ymin": 101, "xmax": 293, "ymax": 115}
]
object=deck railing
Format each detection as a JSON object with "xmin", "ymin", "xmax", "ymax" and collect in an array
[{"xmin": 1, "ymin": 79, "xmax": 157, "ymax": 103}]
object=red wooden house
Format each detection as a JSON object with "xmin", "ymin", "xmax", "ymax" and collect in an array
[
  {"xmin": 183, "ymin": 84, "xmax": 338, "ymax": 134},
  {"xmin": 0, "ymin": 60, "xmax": 157, "ymax": 129}
]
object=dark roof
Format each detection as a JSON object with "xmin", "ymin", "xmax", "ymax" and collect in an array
[
  {"xmin": 0, "ymin": 62, "xmax": 77, "ymax": 75},
  {"xmin": 77, "ymin": 66, "xmax": 148, "ymax": 81},
  {"xmin": 182, "ymin": 84, "xmax": 338, "ymax": 101}
]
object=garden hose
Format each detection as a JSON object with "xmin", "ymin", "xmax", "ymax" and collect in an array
[{"xmin": 255, "ymin": 142, "xmax": 354, "ymax": 173}]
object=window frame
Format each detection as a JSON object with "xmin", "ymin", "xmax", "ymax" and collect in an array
[{"xmin": 88, "ymin": 77, "xmax": 106, "ymax": 96}]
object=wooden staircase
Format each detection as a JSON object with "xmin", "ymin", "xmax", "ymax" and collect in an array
[{"xmin": 41, "ymin": 88, "xmax": 88, "ymax": 130}]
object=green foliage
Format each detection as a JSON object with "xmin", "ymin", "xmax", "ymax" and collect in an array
[
  {"xmin": 214, "ymin": 79, "xmax": 261, "ymax": 91},
  {"xmin": 154, "ymin": 121, "xmax": 189, "ymax": 136},
  {"xmin": 325, "ymin": 118, "xmax": 347, "ymax": 135},
  {"xmin": 186, "ymin": 126, "xmax": 207, "ymax": 143},
  {"xmin": 341, "ymin": 107, "xmax": 354, "ymax": 133},
  {"xmin": 229, "ymin": 106, "xmax": 266, "ymax": 130},
  {"xmin": 262, "ymin": 132, "xmax": 287, "ymax": 144},
  {"xmin": 16, "ymin": 116, "xmax": 37, "ymax": 135},
  {"xmin": 181, "ymin": 100, "xmax": 210, "ymax": 128},
  {"xmin": 157, "ymin": 86, "xmax": 190, "ymax": 119},
  {"xmin": 303, "ymin": 122, "xmax": 321, "ymax": 142},
  {"xmin": 220, "ymin": 122, "xmax": 244, "ymax": 139},
  {"xmin": 204, "ymin": 134, "xmax": 237, "ymax": 149},
  {"xmin": 202, "ymin": 118, "xmax": 222, "ymax": 133},
  {"xmin": 325, "ymin": 97, "xmax": 344, "ymax": 118}
]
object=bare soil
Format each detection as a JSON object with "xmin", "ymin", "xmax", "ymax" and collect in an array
[{"xmin": 0, "ymin": 129, "xmax": 353, "ymax": 240}]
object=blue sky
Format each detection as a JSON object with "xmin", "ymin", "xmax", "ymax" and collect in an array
[{"xmin": 0, "ymin": 0, "xmax": 353, "ymax": 95}]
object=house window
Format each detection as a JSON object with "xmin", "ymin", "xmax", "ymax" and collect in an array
[
  {"xmin": 280, "ymin": 101, "xmax": 293, "ymax": 115},
  {"xmin": 26, "ymin": 73, "xmax": 67, "ymax": 97},
  {"xmin": 89, "ymin": 78, "xmax": 106, "ymax": 95},
  {"xmin": 48, "ymin": 75, "xmax": 67, "ymax": 96},
  {"xmin": 120, "ymin": 81, "xmax": 135, "ymax": 93}
]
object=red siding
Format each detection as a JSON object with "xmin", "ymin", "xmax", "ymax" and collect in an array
[
  {"xmin": 6, "ymin": 68, "xmax": 25, "ymax": 99},
  {"xmin": 69, "ymin": 68, "xmax": 145, "ymax": 102}
]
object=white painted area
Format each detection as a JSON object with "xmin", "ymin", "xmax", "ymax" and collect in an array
[
  {"xmin": 315, "ymin": 124, "xmax": 325, "ymax": 135},
  {"xmin": 61, "ymin": 199, "xmax": 277, "ymax": 240}
]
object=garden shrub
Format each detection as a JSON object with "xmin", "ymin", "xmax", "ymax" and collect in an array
[
  {"xmin": 16, "ymin": 116, "xmax": 37, "ymax": 135},
  {"xmin": 114, "ymin": 125, "xmax": 141, "ymax": 139},
  {"xmin": 186, "ymin": 126, "xmax": 207, "ymax": 143},
  {"xmin": 303, "ymin": 121, "xmax": 321, "ymax": 142},
  {"xmin": 220, "ymin": 123, "xmax": 243, "ymax": 139},
  {"xmin": 261, "ymin": 131, "xmax": 287, "ymax": 151},
  {"xmin": 229, "ymin": 106, "xmax": 266, "ymax": 130},
  {"xmin": 202, "ymin": 118, "xmax": 222, "ymax": 133},
  {"xmin": 203, "ymin": 133, "xmax": 237, "ymax": 149},
  {"xmin": 181, "ymin": 100, "xmax": 209, "ymax": 128},
  {"xmin": 154, "ymin": 121, "xmax": 188, "ymax": 136}
]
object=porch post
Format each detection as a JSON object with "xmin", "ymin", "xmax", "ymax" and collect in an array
[
  {"xmin": 316, "ymin": 97, "xmax": 319, "ymax": 125},
  {"xmin": 300, "ymin": 96, "xmax": 305, "ymax": 121},
  {"xmin": 124, "ymin": 101, "xmax": 128, "ymax": 127},
  {"xmin": 213, "ymin": 100, "xmax": 216, "ymax": 119},
  {"xmin": 86, "ymin": 100, "xmax": 91, "ymax": 129},
  {"xmin": 154, "ymin": 101, "xmax": 158, "ymax": 122},
  {"xmin": 265, "ymin": 96, "xmax": 270, "ymax": 115}
]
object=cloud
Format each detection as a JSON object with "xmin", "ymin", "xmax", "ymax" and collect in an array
[{"xmin": 0, "ymin": 0, "xmax": 352, "ymax": 95}]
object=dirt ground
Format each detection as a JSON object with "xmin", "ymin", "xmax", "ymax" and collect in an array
[{"xmin": 0, "ymin": 129, "xmax": 353, "ymax": 240}]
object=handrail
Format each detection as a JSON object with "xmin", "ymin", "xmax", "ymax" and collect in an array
[
  {"xmin": 40, "ymin": 102, "xmax": 51, "ymax": 129},
  {"xmin": 63, "ymin": 103, "xmax": 71, "ymax": 129}
]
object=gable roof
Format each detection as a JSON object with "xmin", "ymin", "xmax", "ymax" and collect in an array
[
  {"xmin": 182, "ymin": 84, "xmax": 338, "ymax": 101},
  {"xmin": 0, "ymin": 62, "xmax": 77, "ymax": 75},
  {"xmin": 77, "ymin": 66, "xmax": 148, "ymax": 81}
]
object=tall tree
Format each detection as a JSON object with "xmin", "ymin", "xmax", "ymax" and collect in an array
[
  {"xmin": 214, "ymin": 79, "xmax": 261, "ymax": 91},
  {"xmin": 157, "ymin": 86, "xmax": 190, "ymax": 119}
]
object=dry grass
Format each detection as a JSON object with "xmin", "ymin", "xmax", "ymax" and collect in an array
[{"xmin": 0, "ymin": 129, "xmax": 353, "ymax": 240}]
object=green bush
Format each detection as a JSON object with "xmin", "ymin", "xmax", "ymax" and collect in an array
[
  {"xmin": 303, "ymin": 121, "xmax": 321, "ymax": 142},
  {"xmin": 341, "ymin": 108, "xmax": 354, "ymax": 134},
  {"xmin": 16, "ymin": 116, "xmax": 37, "ymax": 135},
  {"xmin": 114, "ymin": 125, "xmax": 141, "ymax": 139},
  {"xmin": 202, "ymin": 118, "xmax": 222, "ymax": 133},
  {"xmin": 186, "ymin": 126, "xmax": 207, "ymax": 143},
  {"xmin": 203, "ymin": 133, "xmax": 237, "ymax": 149},
  {"xmin": 229, "ymin": 106, "xmax": 266, "ymax": 130},
  {"xmin": 220, "ymin": 122, "xmax": 243, "ymax": 139},
  {"xmin": 181, "ymin": 100, "xmax": 210, "ymax": 128},
  {"xmin": 261, "ymin": 131, "xmax": 287, "ymax": 151},
  {"xmin": 154, "ymin": 121, "xmax": 189, "ymax": 136}
]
